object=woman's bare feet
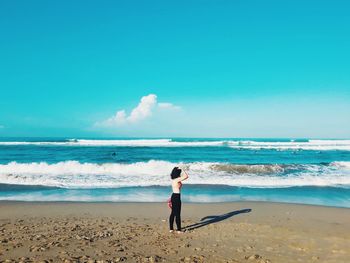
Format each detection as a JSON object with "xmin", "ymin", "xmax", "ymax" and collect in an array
[{"xmin": 176, "ymin": 230, "xmax": 184, "ymax": 234}]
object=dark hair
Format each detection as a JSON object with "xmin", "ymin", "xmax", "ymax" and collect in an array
[{"xmin": 170, "ymin": 167, "xmax": 182, "ymax": 179}]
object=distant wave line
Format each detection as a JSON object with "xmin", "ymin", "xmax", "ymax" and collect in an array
[{"xmin": 0, "ymin": 138, "xmax": 350, "ymax": 150}]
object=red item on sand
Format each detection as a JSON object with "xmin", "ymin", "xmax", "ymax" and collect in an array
[{"xmin": 167, "ymin": 197, "xmax": 172, "ymax": 209}]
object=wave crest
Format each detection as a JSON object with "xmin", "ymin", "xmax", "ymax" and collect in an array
[
  {"xmin": 0, "ymin": 139, "xmax": 350, "ymax": 150},
  {"xmin": 0, "ymin": 160, "xmax": 349, "ymax": 188}
]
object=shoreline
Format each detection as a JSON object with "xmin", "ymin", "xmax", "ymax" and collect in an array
[
  {"xmin": 1, "ymin": 201, "xmax": 349, "ymax": 262},
  {"xmin": 1, "ymin": 199, "xmax": 350, "ymax": 211}
]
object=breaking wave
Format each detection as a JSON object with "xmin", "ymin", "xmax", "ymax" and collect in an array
[
  {"xmin": 0, "ymin": 160, "xmax": 349, "ymax": 188},
  {"xmin": 229, "ymin": 140, "xmax": 350, "ymax": 151},
  {"xmin": 0, "ymin": 139, "xmax": 222, "ymax": 147},
  {"xmin": 0, "ymin": 139, "xmax": 349, "ymax": 150}
]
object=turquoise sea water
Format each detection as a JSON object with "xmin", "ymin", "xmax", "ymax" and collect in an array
[{"xmin": 0, "ymin": 138, "xmax": 349, "ymax": 207}]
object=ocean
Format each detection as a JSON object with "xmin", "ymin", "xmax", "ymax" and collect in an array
[{"xmin": 0, "ymin": 138, "xmax": 349, "ymax": 207}]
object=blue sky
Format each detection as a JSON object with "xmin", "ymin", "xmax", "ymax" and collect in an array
[{"xmin": 0, "ymin": 0, "xmax": 349, "ymax": 138}]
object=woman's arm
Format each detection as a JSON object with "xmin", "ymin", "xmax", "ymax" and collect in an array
[{"xmin": 175, "ymin": 168, "xmax": 189, "ymax": 182}]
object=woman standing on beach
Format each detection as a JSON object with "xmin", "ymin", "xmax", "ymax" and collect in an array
[{"xmin": 169, "ymin": 166, "xmax": 189, "ymax": 233}]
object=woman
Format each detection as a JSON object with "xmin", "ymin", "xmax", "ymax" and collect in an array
[{"xmin": 169, "ymin": 166, "xmax": 189, "ymax": 233}]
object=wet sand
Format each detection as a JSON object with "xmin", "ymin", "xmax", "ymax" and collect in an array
[{"xmin": 0, "ymin": 201, "xmax": 349, "ymax": 263}]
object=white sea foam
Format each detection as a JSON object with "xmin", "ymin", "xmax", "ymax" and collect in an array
[
  {"xmin": 0, "ymin": 139, "xmax": 223, "ymax": 147},
  {"xmin": 0, "ymin": 192, "xmax": 244, "ymax": 203},
  {"xmin": 331, "ymin": 161, "xmax": 350, "ymax": 170},
  {"xmin": 227, "ymin": 140, "xmax": 350, "ymax": 151},
  {"xmin": 2, "ymin": 189, "xmax": 349, "ymax": 208},
  {"xmin": 0, "ymin": 160, "xmax": 349, "ymax": 188},
  {"xmin": 0, "ymin": 139, "xmax": 350, "ymax": 150}
]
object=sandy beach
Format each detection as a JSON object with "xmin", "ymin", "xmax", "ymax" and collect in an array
[{"xmin": 0, "ymin": 201, "xmax": 349, "ymax": 263}]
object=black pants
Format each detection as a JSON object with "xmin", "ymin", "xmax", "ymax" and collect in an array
[{"xmin": 169, "ymin": 193, "xmax": 181, "ymax": 231}]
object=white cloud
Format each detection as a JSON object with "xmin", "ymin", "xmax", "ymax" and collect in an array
[
  {"xmin": 127, "ymin": 94, "xmax": 157, "ymax": 122},
  {"xmin": 96, "ymin": 94, "xmax": 181, "ymax": 127},
  {"xmin": 158, "ymin": 102, "xmax": 181, "ymax": 110}
]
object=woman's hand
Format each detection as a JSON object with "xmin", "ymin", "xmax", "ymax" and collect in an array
[{"xmin": 180, "ymin": 169, "xmax": 189, "ymax": 180}]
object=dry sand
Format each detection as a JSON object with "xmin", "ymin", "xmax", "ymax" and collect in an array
[{"xmin": 0, "ymin": 201, "xmax": 349, "ymax": 263}]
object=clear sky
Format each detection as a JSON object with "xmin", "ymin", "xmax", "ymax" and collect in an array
[{"xmin": 0, "ymin": 0, "xmax": 349, "ymax": 138}]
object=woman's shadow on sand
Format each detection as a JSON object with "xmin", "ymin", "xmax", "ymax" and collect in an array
[{"xmin": 183, "ymin": 209, "xmax": 252, "ymax": 231}]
